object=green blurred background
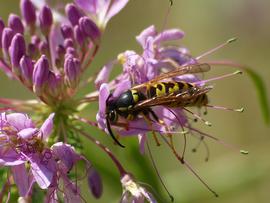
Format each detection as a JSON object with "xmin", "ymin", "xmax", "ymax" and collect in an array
[{"xmin": 1, "ymin": 0, "xmax": 270, "ymax": 202}]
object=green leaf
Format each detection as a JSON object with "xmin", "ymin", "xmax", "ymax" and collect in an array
[{"xmin": 244, "ymin": 68, "xmax": 270, "ymax": 124}]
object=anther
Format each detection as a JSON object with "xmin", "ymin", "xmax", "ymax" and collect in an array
[
  {"xmin": 240, "ymin": 150, "xmax": 249, "ymax": 155},
  {"xmin": 227, "ymin": 37, "xmax": 237, "ymax": 43}
]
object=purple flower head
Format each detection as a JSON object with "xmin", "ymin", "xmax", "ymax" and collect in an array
[
  {"xmin": 20, "ymin": 0, "xmax": 36, "ymax": 26},
  {"xmin": 120, "ymin": 174, "xmax": 157, "ymax": 203},
  {"xmin": 9, "ymin": 33, "xmax": 26, "ymax": 72},
  {"xmin": 8, "ymin": 14, "xmax": 24, "ymax": 34},
  {"xmin": 75, "ymin": 0, "xmax": 129, "ymax": 29},
  {"xmin": 39, "ymin": 5, "xmax": 53, "ymax": 35}
]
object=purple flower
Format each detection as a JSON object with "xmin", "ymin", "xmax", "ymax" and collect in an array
[
  {"xmin": 75, "ymin": 0, "xmax": 129, "ymax": 28},
  {"xmin": 0, "ymin": 112, "xmax": 55, "ymax": 190}
]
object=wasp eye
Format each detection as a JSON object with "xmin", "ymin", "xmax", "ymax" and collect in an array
[{"xmin": 108, "ymin": 110, "xmax": 117, "ymax": 123}]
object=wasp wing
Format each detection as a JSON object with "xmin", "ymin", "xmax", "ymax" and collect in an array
[
  {"xmin": 131, "ymin": 63, "xmax": 211, "ymax": 90},
  {"xmin": 131, "ymin": 86, "xmax": 212, "ymax": 110}
]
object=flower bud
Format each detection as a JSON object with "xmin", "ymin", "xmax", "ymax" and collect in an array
[
  {"xmin": 9, "ymin": 34, "xmax": 26, "ymax": 73},
  {"xmin": 20, "ymin": 0, "xmax": 36, "ymax": 26},
  {"xmin": 64, "ymin": 56, "xmax": 80, "ymax": 88},
  {"xmin": 61, "ymin": 24, "xmax": 74, "ymax": 39},
  {"xmin": 65, "ymin": 3, "xmax": 82, "ymax": 26},
  {"xmin": 88, "ymin": 168, "xmax": 103, "ymax": 199},
  {"xmin": 47, "ymin": 72, "xmax": 62, "ymax": 98},
  {"xmin": 0, "ymin": 18, "xmax": 5, "ymax": 48},
  {"xmin": 64, "ymin": 38, "xmax": 74, "ymax": 48},
  {"xmin": 79, "ymin": 17, "xmax": 101, "ymax": 44},
  {"xmin": 39, "ymin": 5, "xmax": 53, "ymax": 35},
  {"xmin": 74, "ymin": 25, "xmax": 85, "ymax": 46},
  {"xmin": 2, "ymin": 28, "xmax": 14, "ymax": 57},
  {"xmin": 33, "ymin": 55, "xmax": 50, "ymax": 95},
  {"xmin": 8, "ymin": 14, "xmax": 24, "ymax": 34},
  {"xmin": 20, "ymin": 55, "xmax": 34, "ymax": 86},
  {"xmin": 38, "ymin": 41, "xmax": 49, "ymax": 55}
]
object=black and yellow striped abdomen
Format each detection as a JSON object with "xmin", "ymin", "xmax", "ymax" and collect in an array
[{"xmin": 147, "ymin": 81, "xmax": 208, "ymax": 107}]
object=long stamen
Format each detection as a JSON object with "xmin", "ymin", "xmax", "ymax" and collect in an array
[
  {"xmin": 183, "ymin": 107, "xmax": 212, "ymax": 126},
  {"xmin": 188, "ymin": 126, "xmax": 248, "ymax": 155},
  {"xmin": 196, "ymin": 38, "xmax": 237, "ymax": 60},
  {"xmin": 194, "ymin": 70, "xmax": 242, "ymax": 85},
  {"xmin": 160, "ymin": 134, "xmax": 219, "ymax": 197},
  {"xmin": 76, "ymin": 128, "xmax": 127, "ymax": 176},
  {"xmin": 146, "ymin": 142, "xmax": 174, "ymax": 202},
  {"xmin": 206, "ymin": 105, "xmax": 244, "ymax": 112}
]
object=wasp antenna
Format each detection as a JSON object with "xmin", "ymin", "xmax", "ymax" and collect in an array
[
  {"xmin": 196, "ymin": 37, "xmax": 238, "ymax": 60},
  {"xmin": 106, "ymin": 118, "xmax": 125, "ymax": 148},
  {"xmin": 147, "ymin": 142, "xmax": 174, "ymax": 202},
  {"xmin": 206, "ymin": 105, "xmax": 244, "ymax": 113}
]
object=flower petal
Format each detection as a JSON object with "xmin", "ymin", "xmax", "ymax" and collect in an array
[
  {"xmin": 40, "ymin": 113, "xmax": 55, "ymax": 140},
  {"xmin": 6, "ymin": 113, "xmax": 34, "ymax": 131},
  {"xmin": 18, "ymin": 128, "xmax": 38, "ymax": 139},
  {"xmin": 136, "ymin": 25, "xmax": 157, "ymax": 48},
  {"xmin": 11, "ymin": 164, "xmax": 31, "ymax": 196}
]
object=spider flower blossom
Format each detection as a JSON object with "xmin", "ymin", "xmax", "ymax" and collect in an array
[
  {"xmin": 96, "ymin": 25, "xmax": 202, "ymax": 152},
  {"xmin": 0, "ymin": 112, "xmax": 100, "ymax": 201}
]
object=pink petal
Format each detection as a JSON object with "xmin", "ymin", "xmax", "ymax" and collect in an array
[
  {"xmin": 40, "ymin": 113, "xmax": 55, "ymax": 140},
  {"xmin": 11, "ymin": 164, "xmax": 31, "ymax": 196},
  {"xmin": 6, "ymin": 113, "xmax": 34, "ymax": 131}
]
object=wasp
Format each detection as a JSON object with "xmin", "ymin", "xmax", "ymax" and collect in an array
[{"xmin": 105, "ymin": 63, "xmax": 212, "ymax": 147}]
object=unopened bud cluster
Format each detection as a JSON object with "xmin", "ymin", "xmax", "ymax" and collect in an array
[{"xmin": 0, "ymin": 0, "xmax": 101, "ymax": 105}]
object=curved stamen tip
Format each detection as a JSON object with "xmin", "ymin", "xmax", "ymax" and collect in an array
[
  {"xmin": 234, "ymin": 70, "xmax": 243, "ymax": 75},
  {"xmin": 205, "ymin": 121, "xmax": 212, "ymax": 127},
  {"xmin": 227, "ymin": 37, "xmax": 237, "ymax": 43},
  {"xmin": 236, "ymin": 107, "xmax": 244, "ymax": 113},
  {"xmin": 240, "ymin": 150, "xmax": 249, "ymax": 155}
]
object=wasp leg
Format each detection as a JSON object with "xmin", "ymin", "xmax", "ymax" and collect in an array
[{"xmin": 142, "ymin": 113, "xmax": 161, "ymax": 146}]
